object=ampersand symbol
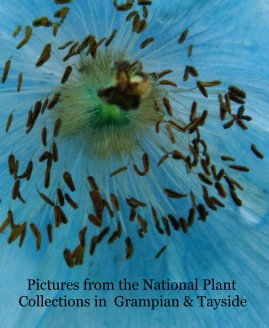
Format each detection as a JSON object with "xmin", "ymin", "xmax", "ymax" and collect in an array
[{"xmin": 184, "ymin": 296, "xmax": 193, "ymax": 307}]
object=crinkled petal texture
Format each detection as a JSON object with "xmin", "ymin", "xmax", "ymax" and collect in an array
[{"xmin": 0, "ymin": 0, "xmax": 269, "ymax": 327}]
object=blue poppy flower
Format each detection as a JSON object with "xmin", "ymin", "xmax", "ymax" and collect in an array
[{"xmin": 0, "ymin": 0, "xmax": 268, "ymax": 327}]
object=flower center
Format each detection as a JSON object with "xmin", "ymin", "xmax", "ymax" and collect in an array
[
  {"xmin": 53, "ymin": 52, "xmax": 161, "ymax": 156},
  {"xmin": 92, "ymin": 59, "xmax": 151, "ymax": 128},
  {"xmin": 98, "ymin": 60, "xmax": 151, "ymax": 113}
]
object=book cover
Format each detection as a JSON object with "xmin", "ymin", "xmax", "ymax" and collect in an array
[{"xmin": 0, "ymin": 0, "xmax": 268, "ymax": 327}]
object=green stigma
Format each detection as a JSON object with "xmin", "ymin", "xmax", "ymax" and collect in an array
[{"xmin": 91, "ymin": 101, "xmax": 129, "ymax": 128}]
